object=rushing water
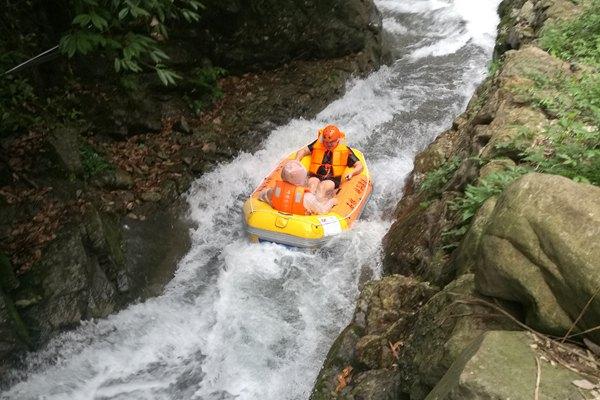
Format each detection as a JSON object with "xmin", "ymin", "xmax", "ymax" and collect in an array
[{"xmin": 2, "ymin": 1, "xmax": 500, "ymax": 399}]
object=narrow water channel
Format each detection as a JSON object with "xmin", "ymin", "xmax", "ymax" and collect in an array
[{"xmin": 2, "ymin": 1, "xmax": 500, "ymax": 398}]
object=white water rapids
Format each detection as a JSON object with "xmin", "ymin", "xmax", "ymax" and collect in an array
[{"xmin": 3, "ymin": 1, "xmax": 501, "ymax": 399}]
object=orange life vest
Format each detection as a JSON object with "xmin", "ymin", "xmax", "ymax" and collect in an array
[
  {"xmin": 270, "ymin": 181, "xmax": 308, "ymax": 215},
  {"xmin": 309, "ymin": 140, "xmax": 350, "ymax": 178}
]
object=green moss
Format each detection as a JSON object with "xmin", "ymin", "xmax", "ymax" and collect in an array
[
  {"xmin": 98, "ymin": 212, "xmax": 125, "ymax": 268},
  {"xmin": 470, "ymin": 73, "xmax": 497, "ymax": 114}
]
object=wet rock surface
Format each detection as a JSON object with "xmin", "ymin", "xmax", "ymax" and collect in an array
[
  {"xmin": 12, "ymin": 207, "xmax": 124, "ymax": 345},
  {"xmin": 0, "ymin": 286, "xmax": 30, "ymax": 375}
]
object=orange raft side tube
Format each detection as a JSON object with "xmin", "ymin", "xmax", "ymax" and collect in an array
[{"xmin": 242, "ymin": 146, "xmax": 373, "ymax": 247}]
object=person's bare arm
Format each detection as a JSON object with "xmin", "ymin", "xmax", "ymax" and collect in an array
[
  {"xmin": 344, "ymin": 160, "xmax": 363, "ymax": 180},
  {"xmin": 295, "ymin": 147, "xmax": 311, "ymax": 161}
]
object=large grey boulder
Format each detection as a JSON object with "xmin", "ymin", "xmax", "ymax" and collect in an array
[
  {"xmin": 14, "ymin": 224, "xmax": 118, "ymax": 343},
  {"xmin": 425, "ymin": 331, "xmax": 584, "ymax": 400},
  {"xmin": 461, "ymin": 173, "xmax": 600, "ymax": 340},
  {"xmin": 10, "ymin": 206, "xmax": 129, "ymax": 344}
]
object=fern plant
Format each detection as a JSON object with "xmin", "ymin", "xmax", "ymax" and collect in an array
[
  {"xmin": 419, "ymin": 156, "xmax": 462, "ymax": 196},
  {"xmin": 451, "ymin": 167, "xmax": 529, "ymax": 223}
]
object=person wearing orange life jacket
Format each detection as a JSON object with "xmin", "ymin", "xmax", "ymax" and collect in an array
[
  {"xmin": 294, "ymin": 124, "xmax": 363, "ymax": 198},
  {"xmin": 258, "ymin": 160, "xmax": 338, "ymax": 215}
]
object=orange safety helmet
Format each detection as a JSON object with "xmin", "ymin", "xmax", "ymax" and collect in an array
[{"xmin": 321, "ymin": 125, "xmax": 343, "ymax": 141}]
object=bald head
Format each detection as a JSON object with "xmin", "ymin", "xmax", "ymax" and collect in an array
[{"xmin": 281, "ymin": 160, "xmax": 307, "ymax": 186}]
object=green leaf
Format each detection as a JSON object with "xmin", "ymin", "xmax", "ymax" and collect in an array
[
  {"xmin": 149, "ymin": 49, "xmax": 169, "ymax": 63},
  {"xmin": 59, "ymin": 34, "xmax": 77, "ymax": 57},
  {"xmin": 118, "ymin": 7, "xmax": 129, "ymax": 19},
  {"xmin": 72, "ymin": 14, "xmax": 91, "ymax": 26},
  {"xmin": 90, "ymin": 13, "xmax": 109, "ymax": 30},
  {"xmin": 155, "ymin": 67, "xmax": 181, "ymax": 86},
  {"xmin": 156, "ymin": 69, "xmax": 168, "ymax": 86}
]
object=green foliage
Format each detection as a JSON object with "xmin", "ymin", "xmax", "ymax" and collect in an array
[
  {"xmin": 0, "ymin": 75, "xmax": 40, "ymax": 135},
  {"xmin": 513, "ymin": 68, "xmax": 600, "ymax": 185},
  {"xmin": 439, "ymin": 1, "xmax": 600, "ymax": 251},
  {"xmin": 183, "ymin": 66, "xmax": 227, "ymax": 113},
  {"xmin": 80, "ymin": 144, "xmax": 113, "ymax": 178},
  {"xmin": 440, "ymin": 225, "xmax": 469, "ymax": 250},
  {"xmin": 523, "ymin": 122, "xmax": 600, "ymax": 185},
  {"xmin": 437, "ymin": 167, "xmax": 528, "ymax": 248},
  {"xmin": 419, "ymin": 156, "xmax": 462, "ymax": 196},
  {"xmin": 451, "ymin": 167, "xmax": 529, "ymax": 223},
  {"xmin": 1, "ymin": 30, "xmax": 38, "ymax": 134},
  {"xmin": 60, "ymin": 0, "xmax": 204, "ymax": 85},
  {"xmin": 540, "ymin": 0, "xmax": 600, "ymax": 66}
]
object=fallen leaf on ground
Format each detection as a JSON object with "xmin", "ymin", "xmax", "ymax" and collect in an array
[
  {"xmin": 335, "ymin": 366, "xmax": 353, "ymax": 393},
  {"xmin": 389, "ymin": 340, "xmax": 403, "ymax": 360}
]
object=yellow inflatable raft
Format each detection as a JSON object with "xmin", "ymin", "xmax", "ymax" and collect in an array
[{"xmin": 243, "ymin": 146, "xmax": 372, "ymax": 247}]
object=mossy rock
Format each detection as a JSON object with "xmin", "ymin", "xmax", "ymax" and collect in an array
[
  {"xmin": 473, "ymin": 173, "xmax": 600, "ymax": 341},
  {"xmin": 425, "ymin": 331, "xmax": 584, "ymax": 400},
  {"xmin": 340, "ymin": 369, "xmax": 404, "ymax": 400},
  {"xmin": 455, "ymin": 197, "xmax": 498, "ymax": 276},
  {"xmin": 311, "ymin": 276, "xmax": 437, "ymax": 399},
  {"xmin": 477, "ymin": 158, "xmax": 516, "ymax": 183}
]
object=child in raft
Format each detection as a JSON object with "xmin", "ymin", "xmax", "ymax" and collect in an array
[{"xmin": 258, "ymin": 160, "xmax": 337, "ymax": 215}]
